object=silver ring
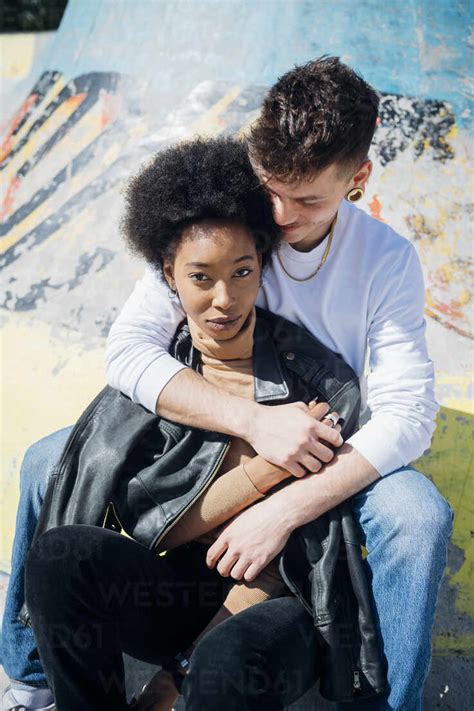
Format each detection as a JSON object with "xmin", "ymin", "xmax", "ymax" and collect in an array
[{"xmin": 323, "ymin": 413, "xmax": 339, "ymax": 428}]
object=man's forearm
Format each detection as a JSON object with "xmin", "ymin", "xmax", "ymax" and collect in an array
[
  {"xmin": 155, "ymin": 368, "xmax": 343, "ymax": 476},
  {"xmin": 155, "ymin": 368, "xmax": 256, "ymax": 439},
  {"xmin": 280, "ymin": 444, "xmax": 380, "ymax": 531}
]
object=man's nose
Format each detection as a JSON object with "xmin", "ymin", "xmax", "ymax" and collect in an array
[
  {"xmin": 212, "ymin": 281, "xmax": 234, "ymax": 310},
  {"xmin": 272, "ymin": 195, "xmax": 297, "ymax": 226}
]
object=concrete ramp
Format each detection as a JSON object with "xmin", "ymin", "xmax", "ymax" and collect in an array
[{"xmin": 1, "ymin": 1, "xmax": 472, "ymax": 706}]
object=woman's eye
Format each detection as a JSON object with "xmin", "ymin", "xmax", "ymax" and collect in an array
[
  {"xmin": 234, "ymin": 268, "xmax": 252, "ymax": 278},
  {"xmin": 190, "ymin": 273, "xmax": 209, "ymax": 282}
]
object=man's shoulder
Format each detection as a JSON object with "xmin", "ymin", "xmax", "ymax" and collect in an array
[{"xmin": 344, "ymin": 201, "xmax": 414, "ymax": 258}]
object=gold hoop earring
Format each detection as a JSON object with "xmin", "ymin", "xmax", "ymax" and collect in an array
[{"xmin": 346, "ymin": 187, "xmax": 365, "ymax": 203}]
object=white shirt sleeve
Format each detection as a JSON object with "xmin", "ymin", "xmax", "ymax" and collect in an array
[
  {"xmin": 347, "ymin": 243, "xmax": 439, "ymax": 475},
  {"xmin": 105, "ymin": 266, "xmax": 186, "ymax": 413}
]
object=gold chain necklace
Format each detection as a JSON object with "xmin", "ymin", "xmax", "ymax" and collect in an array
[{"xmin": 276, "ymin": 214, "xmax": 337, "ymax": 282}]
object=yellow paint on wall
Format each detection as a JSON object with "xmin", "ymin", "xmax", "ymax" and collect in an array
[
  {"xmin": 0, "ymin": 313, "xmax": 106, "ymax": 571},
  {"xmin": 1, "ymin": 125, "xmax": 116, "ymax": 255},
  {"xmin": 416, "ymin": 406, "xmax": 474, "ymax": 621},
  {"xmin": 447, "ymin": 124, "xmax": 459, "ymax": 140},
  {"xmin": 3, "ymin": 93, "xmax": 87, "ymax": 184},
  {"xmin": 433, "ymin": 632, "xmax": 474, "ymax": 655},
  {"xmin": 189, "ymin": 85, "xmax": 242, "ymax": 137},
  {"xmin": 436, "ymin": 373, "xmax": 474, "ymax": 414},
  {"xmin": 0, "ymin": 34, "xmax": 35, "ymax": 79}
]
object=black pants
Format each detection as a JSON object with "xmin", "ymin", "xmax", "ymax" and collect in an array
[{"xmin": 26, "ymin": 525, "xmax": 320, "ymax": 710}]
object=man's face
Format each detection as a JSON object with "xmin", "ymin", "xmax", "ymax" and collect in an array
[{"xmin": 257, "ymin": 162, "xmax": 370, "ymax": 252}]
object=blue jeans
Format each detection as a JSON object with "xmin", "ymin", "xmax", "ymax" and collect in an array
[
  {"xmin": 1, "ymin": 428, "xmax": 453, "ymax": 709},
  {"xmin": 1, "ymin": 426, "xmax": 73, "ymax": 687}
]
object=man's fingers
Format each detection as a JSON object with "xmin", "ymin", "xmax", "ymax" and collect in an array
[
  {"xmin": 283, "ymin": 460, "xmax": 307, "ymax": 478},
  {"xmin": 313, "ymin": 420, "xmax": 343, "ymax": 447},
  {"xmin": 243, "ymin": 561, "xmax": 263, "ymax": 582},
  {"xmin": 230, "ymin": 558, "xmax": 249, "ymax": 581},
  {"xmin": 206, "ymin": 539, "xmax": 227, "ymax": 568},
  {"xmin": 216, "ymin": 550, "xmax": 240, "ymax": 577},
  {"xmin": 308, "ymin": 440, "xmax": 335, "ymax": 464}
]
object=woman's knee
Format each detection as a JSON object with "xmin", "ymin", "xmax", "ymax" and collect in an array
[
  {"xmin": 187, "ymin": 616, "xmax": 262, "ymax": 700},
  {"xmin": 186, "ymin": 599, "xmax": 316, "ymax": 704},
  {"xmin": 26, "ymin": 526, "xmax": 105, "ymax": 596}
]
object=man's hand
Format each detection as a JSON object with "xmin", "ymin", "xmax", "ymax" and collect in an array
[
  {"xmin": 247, "ymin": 400, "xmax": 343, "ymax": 477},
  {"xmin": 206, "ymin": 493, "xmax": 294, "ymax": 582}
]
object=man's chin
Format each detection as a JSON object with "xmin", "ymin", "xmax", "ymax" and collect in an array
[{"xmin": 281, "ymin": 228, "xmax": 307, "ymax": 244}]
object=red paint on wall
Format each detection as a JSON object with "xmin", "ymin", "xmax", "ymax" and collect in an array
[
  {"xmin": 1, "ymin": 177, "xmax": 20, "ymax": 220},
  {"xmin": 0, "ymin": 94, "xmax": 38, "ymax": 163},
  {"xmin": 368, "ymin": 194, "xmax": 384, "ymax": 222}
]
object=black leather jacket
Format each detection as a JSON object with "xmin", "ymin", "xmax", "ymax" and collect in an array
[{"xmin": 27, "ymin": 308, "xmax": 387, "ymax": 702}]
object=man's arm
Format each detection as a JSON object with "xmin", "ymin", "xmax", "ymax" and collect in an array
[
  {"xmin": 156, "ymin": 370, "xmax": 342, "ymax": 474},
  {"xmin": 105, "ymin": 266, "xmax": 187, "ymax": 411},
  {"xmin": 347, "ymin": 242, "xmax": 438, "ymax": 474},
  {"xmin": 106, "ymin": 267, "xmax": 342, "ymax": 475}
]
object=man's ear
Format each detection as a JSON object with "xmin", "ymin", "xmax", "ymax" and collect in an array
[
  {"xmin": 162, "ymin": 261, "xmax": 176, "ymax": 291},
  {"xmin": 351, "ymin": 160, "xmax": 372, "ymax": 190}
]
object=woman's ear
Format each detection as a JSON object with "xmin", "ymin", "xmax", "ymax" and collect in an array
[{"xmin": 162, "ymin": 261, "xmax": 176, "ymax": 291}]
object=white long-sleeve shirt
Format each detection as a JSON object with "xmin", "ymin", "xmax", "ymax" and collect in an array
[{"xmin": 105, "ymin": 199, "xmax": 438, "ymax": 476}]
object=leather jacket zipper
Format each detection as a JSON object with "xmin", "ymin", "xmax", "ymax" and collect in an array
[{"xmin": 152, "ymin": 440, "xmax": 231, "ymax": 551}]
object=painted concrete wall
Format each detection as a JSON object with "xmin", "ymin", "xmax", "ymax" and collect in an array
[{"xmin": 1, "ymin": 1, "xmax": 472, "ymax": 707}]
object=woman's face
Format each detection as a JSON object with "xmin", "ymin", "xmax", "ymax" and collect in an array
[{"xmin": 163, "ymin": 220, "xmax": 262, "ymax": 340}]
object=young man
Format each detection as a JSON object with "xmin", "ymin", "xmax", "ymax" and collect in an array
[{"xmin": 2, "ymin": 57, "xmax": 452, "ymax": 711}]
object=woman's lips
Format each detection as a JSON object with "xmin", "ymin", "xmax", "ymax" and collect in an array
[
  {"xmin": 206, "ymin": 315, "xmax": 242, "ymax": 331},
  {"xmin": 281, "ymin": 224, "xmax": 302, "ymax": 232}
]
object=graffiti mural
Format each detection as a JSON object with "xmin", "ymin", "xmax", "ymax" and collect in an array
[{"xmin": 1, "ymin": 74, "xmax": 472, "ymax": 344}]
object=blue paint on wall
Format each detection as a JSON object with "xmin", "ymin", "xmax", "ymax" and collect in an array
[{"xmin": 36, "ymin": 0, "xmax": 471, "ymax": 126}]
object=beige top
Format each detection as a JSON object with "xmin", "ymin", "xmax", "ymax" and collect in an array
[{"xmin": 158, "ymin": 308, "xmax": 288, "ymax": 614}]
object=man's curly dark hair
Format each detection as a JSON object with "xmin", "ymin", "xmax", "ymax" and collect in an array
[
  {"xmin": 247, "ymin": 56, "xmax": 379, "ymax": 182},
  {"xmin": 122, "ymin": 137, "xmax": 280, "ymax": 271}
]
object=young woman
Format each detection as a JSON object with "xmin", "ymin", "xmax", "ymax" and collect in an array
[{"xmin": 24, "ymin": 136, "xmax": 384, "ymax": 711}]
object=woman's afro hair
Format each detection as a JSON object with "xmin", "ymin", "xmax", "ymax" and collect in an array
[{"xmin": 122, "ymin": 136, "xmax": 281, "ymax": 271}]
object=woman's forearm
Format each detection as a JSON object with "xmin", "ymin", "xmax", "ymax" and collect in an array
[
  {"xmin": 157, "ymin": 456, "xmax": 291, "ymax": 552},
  {"xmin": 158, "ymin": 401, "xmax": 332, "ymax": 552}
]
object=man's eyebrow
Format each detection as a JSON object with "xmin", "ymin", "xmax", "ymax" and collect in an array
[
  {"xmin": 263, "ymin": 184, "xmax": 324, "ymax": 201},
  {"xmin": 185, "ymin": 255, "xmax": 256, "ymax": 267}
]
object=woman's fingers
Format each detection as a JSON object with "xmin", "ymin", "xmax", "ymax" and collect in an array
[{"xmin": 321, "ymin": 411, "xmax": 340, "ymax": 428}]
